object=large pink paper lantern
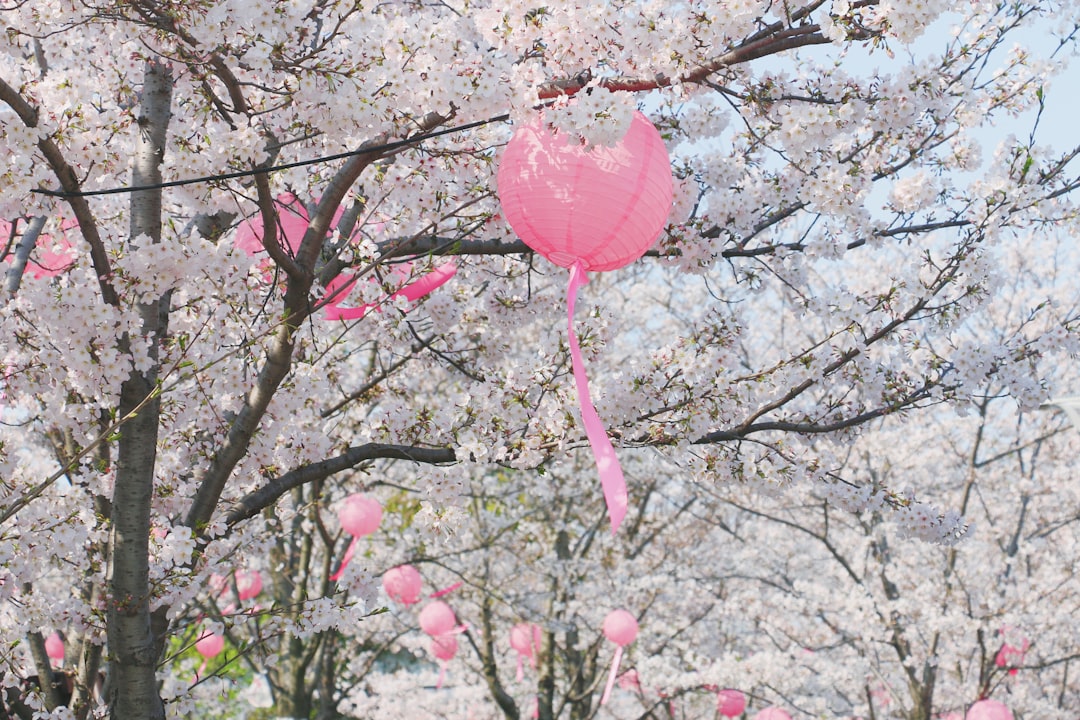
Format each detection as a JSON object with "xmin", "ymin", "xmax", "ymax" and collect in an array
[
  {"xmin": 44, "ymin": 632, "xmax": 64, "ymax": 666},
  {"xmin": 966, "ymin": 699, "xmax": 1013, "ymax": 720},
  {"xmin": 383, "ymin": 564, "xmax": 423, "ymax": 606},
  {"xmin": 754, "ymin": 708, "xmax": 792, "ymax": 720},
  {"xmin": 496, "ymin": 110, "xmax": 672, "ymax": 534},
  {"xmin": 497, "ymin": 111, "xmax": 672, "ymax": 272},
  {"xmin": 196, "ymin": 632, "xmax": 224, "ymax": 659},
  {"xmin": 717, "ymin": 689, "xmax": 747, "ymax": 717},
  {"xmin": 600, "ymin": 609, "xmax": 639, "ymax": 704},
  {"xmin": 419, "ymin": 601, "xmax": 457, "ymax": 637},
  {"xmin": 330, "ymin": 494, "xmax": 383, "ymax": 581}
]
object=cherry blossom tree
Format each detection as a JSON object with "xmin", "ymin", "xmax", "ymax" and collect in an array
[{"xmin": 1, "ymin": 0, "xmax": 1079, "ymax": 718}]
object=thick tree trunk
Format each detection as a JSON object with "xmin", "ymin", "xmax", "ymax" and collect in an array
[{"xmin": 105, "ymin": 59, "xmax": 172, "ymax": 720}]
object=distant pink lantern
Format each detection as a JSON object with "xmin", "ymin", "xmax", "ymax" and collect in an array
[
  {"xmin": 755, "ymin": 708, "xmax": 792, "ymax": 720},
  {"xmin": 419, "ymin": 601, "xmax": 457, "ymax": 637},
  {"xmin": 431, "ymin": 633, "xmax": 459, "ymax": 688},
  {"xmin": 330, "ymin": 494, "xmax": 383, "ymax": 581},
  {"xmin": 233, "ymin": 193, "xmax": 454, "ymax": 318},
  {"xmin": 44, "ymin": 632, "xmax": 64, "ymax": 666},
  {"xmin": 383, "ymin": 564, "xmax": 423, "ymax": 606},
  {"xmin": 0, "ymin": 218, "xmax": 78, "ymax": 278},
  {"xmin": 717, "ymin": 689, "xmax": 747, "ymax": 718},
  {"xmin": 432, "ymin": 633, "xmax": 458, "ymax": 661},
  {"xmin": 234, "ymin": 570, "xmax": 263, "ymax": 601},
  {"xmin": 599, "ymin": 609, "xmax": 639, "ymax": 704},
  {"xmin": 509, "ymin": 622, "xmax": 542, "ymax": 681},
  {"xmin": 497, "ymin": 110, "xmax": 672, "ymax": 535},
  {"xmin": 966, "ymin": 699, "xmax": 1013, "ymax": 720},
  {"xmin": 195, "ymin": 632, "xmax": 224, "ymax": 659}
]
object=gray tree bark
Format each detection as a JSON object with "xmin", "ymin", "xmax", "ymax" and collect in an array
[{"xmin": 105, "ymin": 59, "xmax": 172, "ymax": 720}]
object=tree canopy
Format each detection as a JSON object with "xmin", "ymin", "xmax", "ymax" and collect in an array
[{"xmin": 0, "ymin": 1, "xmax": 1078, "ymax": 718}]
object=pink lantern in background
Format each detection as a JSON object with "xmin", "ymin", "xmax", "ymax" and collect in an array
[
  {"xmin": 966, "ymin": 699, "xmax": 1013, "ymax": 720},
  {"xmin": 755, "ymin": 708, "xmax": 793, "ymax": 720},
  {"xmin": 383, "ymin": 564, "xmax": 423, "ymax": 606},
  {"xmin": 717, "ymin": 689, "xmax": 747, "ymax": 718},
  {"xmin": 233, "ymin": 193, "xmax": 454, "ymax": 319},
  {"xmin": 496, "ymin": 109, "xmax": 673, "ymax": 534},
  {"xmin": 599, "ymin": 609, "xmax": 639, "ymax": 704},
  {"xmin": 431, "ymin": 633, "xmax": 458, "ymax": 688},
  {"xmin": 234, "ymin": 570, "xmax": 263, "ymax": 601},
  {"xmin": 419, "ymin": 601, "xmax": 457, "ymax": 637},
  {"xmin": 0, "ymin": 218, "xmax": 78, "ymax": 279},
  {"xmin": 44, "ymin": 632, "xmax": 64, "ymax": 667},
  {"xmin": 194, "ymin": 631, "xmax": 225, "ymax": 680},
  {"xmin": 509, "ymin": 622, "xmax": 542, "ymax": 681},
  {"xmin": 330, "ymin": 493, "xmax": 382, "ymax": 581}
]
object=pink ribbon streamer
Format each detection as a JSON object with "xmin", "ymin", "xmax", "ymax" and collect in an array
[
  {"xmin": 429, "ymin": 581, "xmax": 463, "ymax": 599},
  {"xmin": 566, "ymin": 261, "xmax": 628, "ymax": 534},
  {"xmin": 330, "ymin": 535, "xmax": 360, "ymax": 581},
  {"xmin": 600, "ymin": 645, "xmax": 624, "ymax": 705}
]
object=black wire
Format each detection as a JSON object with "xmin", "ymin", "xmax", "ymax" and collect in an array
[{"xmin": 32, "ymin": 113, "xmax": 511, "ymax": 199}]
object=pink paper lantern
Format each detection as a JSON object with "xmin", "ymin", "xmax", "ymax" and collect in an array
[
  {"xmin": 419, "ymin": 601, "xmax": 457, "ymax": 637},
  {"xmin": 44, "ymin": 632, "xmax": 64, "ymax": 665},
  {"xmin": 600, "ymin": 609, "xmax": 639, "ymax": 704},
  {"xmin": 497, "ymin": 111, "xmax": 672, "ymax": 272},
  {"xmin": 195, "ymin": 632, "xmax": 224, "ymax": 659},
  {"xmin": 509, "ymin": 622, "xmax": 542, "ymax": 681},
  {"xmin": 330, "ymin": 494, "xmax": 382, "ymax": 581},
  {"xmin": 432, "ymin": 633, "xmax": 459, "ymax": 661},
  {"xmin": 1, "ymin": 218, "xmax": 78, "ymax": 278},
  {"xmin": 339, "ymin": 493, "xmax": 382, "ymax": 536},
  {"xmin": 717, "ymin": 689, "xmax": 747, "ymax": 718},
  {"xmin": 496, "ymin": 110, "xmax": 672, "ymax": 535},
  {"xmin": 234, "ymin": 570, "xmax": 263, "ymax": 601},
  {"xmin": 383, "ymin": 565, "xmax": 423, "ymax": 606},
  {"xmin": 754, "ymin": 708, "xmax": 792, "ymax": 720},
  {"xmin": 966, "ymin": 700, "xmax": 1013, "ymax": 720}
]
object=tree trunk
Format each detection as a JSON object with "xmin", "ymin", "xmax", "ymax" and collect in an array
[{"xmin": 105, "ymin": 59, "xmax": 172, "ymax": 720}]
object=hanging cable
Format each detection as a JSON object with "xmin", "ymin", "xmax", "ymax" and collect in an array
[{"xmin": 31, "ymin": 113, "xmax": 510, "ymax": 200}]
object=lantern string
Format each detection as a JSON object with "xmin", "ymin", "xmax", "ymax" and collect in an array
[
  {"xmin": 566, "ymin": 261, "xmax": 629, "ymax": 534},
  {"xmin": 330, "ymin": 535, "xmax": 361, "ymax": 581},
  {"xmin": 429, "ymin": 581, "xmax": 463, "ymax": 599},
  {"xmin": 600, "ymin": 644, "xmax": 624, "ymax": 705}
]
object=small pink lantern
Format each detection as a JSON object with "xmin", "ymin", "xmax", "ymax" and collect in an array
[
  {"xmin": 44, "ymin": 632, "xmax": 64, "ymax": 667},
  {"xmin": 0, "ymin": 218, "xmax": 78, "ymax": 279},
  {"xmin": 599, "ymin": 609, "xmax": 638, "ymax": 704},
  {"xmin": 431, "ymin": 633, "xmax": 458, "ymax": 688},
  {"xmin": 196, "ymin": 632, "xmax": 224, "ymax": 659},
  {"xmin": 755, "ymin": 708, "xmax": 792, "ymax": 720},
  {"xmin": 419, "ymin": 601, "xmax": 458, "ymax": 637},
  {"xmin": 233, "ymin": 193, "xmax": 454, "ymax": 318},
  {"xmin": 497, "ymin": 110, "xmax": 672, "ymax": 534},
  {"xmin": 966, "ymin": 699, "xmax": 1013, "ymax": 720},
  {"xmin": 234, "ymin": 570, "xmax": 263, "ymax": 601},
  {"xmin": 717, "ymin": 689, "xmax": 747, "ymax": 718},
  {"xmin": 330, "ymin": 493, "xmax": 383, "ymax": 581},
  {"xmin": 194, "ymin": 630, "xmax": 225, "ymax": 680},
  {"xmin": 383, "ymin": 564, "xmax": 423, "ymax": 605},
  {"xmin": 509, "ymin": 622, "xmax": 542, "ymax": 681}
]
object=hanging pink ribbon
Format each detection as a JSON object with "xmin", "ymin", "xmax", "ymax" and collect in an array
[
  {"xmin": 330, "ymin": 536, "xmax": 360, "ymax": 582},
  {"xmin": 567, "ymin": 261, "xmax": 628, "ymax": 534},
  {"xmin": 429, "ymin": 581, "xmax": 463, "ymax": 599},
  {"xmin": 600, "ymin": 644, "xmax": 624, "ymax": 705}
]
